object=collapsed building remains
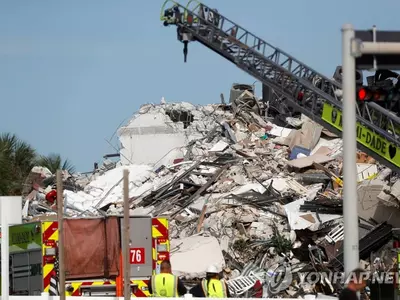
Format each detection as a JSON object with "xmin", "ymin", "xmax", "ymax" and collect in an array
[{"xmin": 20, "ymin": 86, "xmax": 400, "ymax": 298}]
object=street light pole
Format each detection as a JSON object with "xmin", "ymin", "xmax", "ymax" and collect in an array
[{"xmin": 342, "ymin": 24, "xmax": 360, "ymax": 276}]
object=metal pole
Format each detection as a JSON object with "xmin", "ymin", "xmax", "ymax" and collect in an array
[
  {"xmin": 1, "ymin": 197, "xmax": 10, "ymax": 300},
  {"xmin": 360, "ymin": 42, "xmax": 400, "ymax": 54},
  {"xmin": 342, "ymin": 24, "xmax": 360, "ymax": 277},
  {"xmin": 57, "ymin": 170, "xmax": 66, "ymax": 300},
  {"xmin": 123, "ymin": 169, "xmax": 131, "ymax": 300}
]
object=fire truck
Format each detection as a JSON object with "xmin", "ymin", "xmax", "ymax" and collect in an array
[{"xmin": 0, "ymin": 216, "xmax": 170, "ymax": 297}]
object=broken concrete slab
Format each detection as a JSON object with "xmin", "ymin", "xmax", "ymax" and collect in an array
[
  {"xmin": 286, "ymin": 154, "xmax": 334, "ymax": 169},
  {"xmin": 170, "ymin": 235, "xmax": 225, "ymax": 279},
  {"xmin": 390, "ymin": 179, "xmax": 400, "ymax": 200},
  {"xmin": 209, "ymin": 140, "xmax": 229, "ymax": 152},
  {"xmin": 285, "ymin": 120, "xmax": 323, "ymax": 151},
  {"xmin": 284, "ymin": 198, "xmax": 341, "ymax": 231},
  {"xmin": 357, "ymin": 163, "xmax": 378, "ymax": 181},
  {"xmin": 268, "ymin": 125, "xmax": 293, "ymax": 138},
  {"xmin": 358, "ymin": 180, "xmax": 400, "ymax": 227}
]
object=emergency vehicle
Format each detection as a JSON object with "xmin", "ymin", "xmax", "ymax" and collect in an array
[{"xmin": 0, "ymin": 216, "xmax": 170, "ymax": 297}]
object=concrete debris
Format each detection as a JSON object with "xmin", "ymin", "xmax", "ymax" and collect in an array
[
  {"xmin": 19, "ymin": 89, "xmax": 400, "ymax": 298},
  {"xmin": 170, "ymin": 236, "xmax": 225, "ymax": 279}
]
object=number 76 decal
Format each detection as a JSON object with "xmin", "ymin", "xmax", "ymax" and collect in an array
[{"xmin": 130, "ymin": 248, "xmax": 145, "ymax": 264}]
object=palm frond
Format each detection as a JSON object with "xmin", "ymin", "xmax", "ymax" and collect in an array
[
  {"xmin": 37, "ymin": 153, "xmax": 76, "ymax": 174},
  {"xmin": 0, "ymin": 133, "xmax": 36, "ymax": 196}
]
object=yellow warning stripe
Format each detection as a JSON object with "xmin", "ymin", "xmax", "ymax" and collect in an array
[
  {"xmin": 42, "ymin": 221, "xmax": 59, "ymax": 292},
  {"xmin": 152, "ymin": 218, "xmax": 169, "ymax": 238},
  {"xmin": 152, "ymin": 218, "xmax": 170, "ymax": 276},
  {"xmin": 132, "ymin": 280, "xmax": 151, "ymax": 297},
  {"xmin": 153, "ymin": 247, "xmax": 157, "ymax": 263},
  {"xmin": 66, "ymin": 282, "xmax": 83, "ymax": 296},
  {"xmin": 67, "ymin": 280, "xmax": 117, "ymax": 296},
  {"xmin": 67, "ymin": 280, "xmax": 149, "ymax": 297},
  {"xmin": 42, "ymin": 265, "xmax": 53, "ymax": 292}
]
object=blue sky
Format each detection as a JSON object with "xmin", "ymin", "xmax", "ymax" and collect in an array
[{"xmin": 1, "ymin": 0, "xmax": 399, "ymax": 172}]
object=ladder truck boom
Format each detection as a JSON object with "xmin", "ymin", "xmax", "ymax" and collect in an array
[{"xmin": 161, "ymin": 0, "xmax": 400, "ymax": 173}]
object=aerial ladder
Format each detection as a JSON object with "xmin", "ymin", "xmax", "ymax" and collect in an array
[{"xmin": 160, "ymin": 0, "xmax": 400, "ymax": 173}]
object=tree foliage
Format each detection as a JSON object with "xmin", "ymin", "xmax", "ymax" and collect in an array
[
  {"xmin": 0, "ymin": 133, "xmax": 37, "ymax": 195},
  {"xmin": 36, "ymin": 153, "xmax": 76, "ymax": 174},
  {"xmin": 0, "ymin": 133, "xmax": 75, "ymax": 196}
]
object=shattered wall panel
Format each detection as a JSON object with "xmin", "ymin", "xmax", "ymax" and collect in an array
[
  {"xmin": 286, "ymin": 121, "xmax": 323, "ymax": 150},
  {"xmin": 118, "ymin": 111, "xmax": 188, "ymax": 165},
  {"xmin": 170, "ymin": 236, "xmax": 225, "ymax": 279},
  {"xmin": 358, "ymin": 180, "xmax": 400, "ymax": 228},
  {"xmin": 64, "ymin": 217, "xmax": 120, "ymax": 279}
]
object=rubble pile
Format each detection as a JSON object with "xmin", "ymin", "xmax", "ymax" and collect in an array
[{"xmin": 21, "ymin": 91, "xmax": 400, "ymax": 298}]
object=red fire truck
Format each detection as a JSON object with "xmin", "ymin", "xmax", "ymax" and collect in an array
[{"xmin": 0, "ymin": 216, "xmax": 170, "ymax": 297}]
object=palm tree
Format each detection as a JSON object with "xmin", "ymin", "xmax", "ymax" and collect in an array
[
  {"xmin": 36, "ymin": 153, "xmax": 76, "ymax": 174},
  {"xmin": 0, "ymin": 133, "xmax": 37, "ymax": 195}
]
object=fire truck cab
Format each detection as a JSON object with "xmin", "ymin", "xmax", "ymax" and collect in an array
[{"xmin": 0, "ymin": 216, "xmax": 170, "ymax": 297}]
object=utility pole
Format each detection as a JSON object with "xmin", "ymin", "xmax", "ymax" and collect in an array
[
  {"xmin": 123, "ymin": 169, "xmax": 131, "ymax": 300},
  {"xmin": 56, "ymin": 170, "xmax": 66, "ymax": 300},
  {"xmin": 342, "ymin": 24, "xmax": 359, "ymax": 277},
  {"xmin": 342, "ymin": 24, "xmax": 400, "ymax": 276}
]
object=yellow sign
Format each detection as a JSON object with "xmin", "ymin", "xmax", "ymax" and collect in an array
[
  {"xmin": 321, "ymin": 103, "xmax": 400, "ymax": 168},
  {"xmin": 398, "ymin": 251, "xmax": 400, "ymax": 291}
]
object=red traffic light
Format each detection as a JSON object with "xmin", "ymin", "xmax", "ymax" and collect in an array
[
  {"xmin": 357, "ymin": 87, "xmax": 389, "ymax": 102},
  {"xmin": 373, "ymin": 91, "xmax": 383, "ymax": 101},
  {"xmin": 358, "ymin": 88, "xmax": 367, "ymax": 101}
]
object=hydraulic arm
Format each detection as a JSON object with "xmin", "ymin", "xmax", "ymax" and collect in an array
[{"xmin": 161, "ymin": 0, "xmax": 400, "ymax": 173}]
